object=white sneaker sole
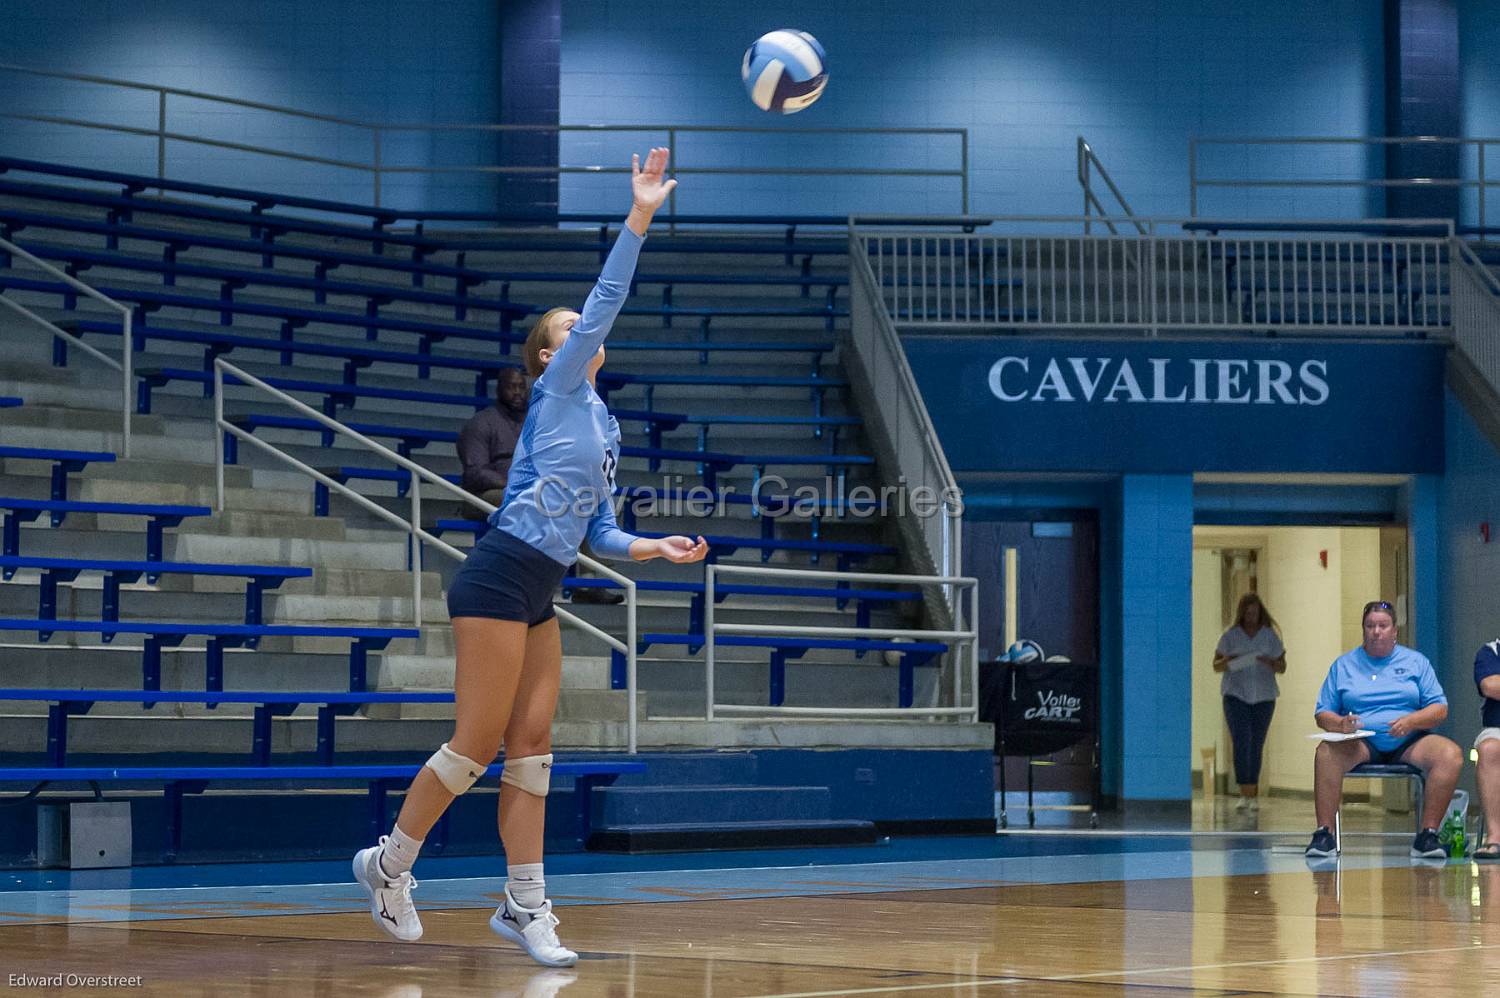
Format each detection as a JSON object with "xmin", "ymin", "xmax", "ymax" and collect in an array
[
  {"xmin": 353, "ymin": 848, "xmax": 421, "ymax": 942},
  {"xmin": 489, "ymin": 911, "xmax": 578, "ymax": 968}
]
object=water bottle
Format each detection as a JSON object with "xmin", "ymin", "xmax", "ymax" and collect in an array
[
  {"xmin": 1438, "ymin": 810, "xmax": 1459, "ymax": 852},
  {"xmin": 1449, "ymin": 810, "xmax": 1468, "ymax": 858}
]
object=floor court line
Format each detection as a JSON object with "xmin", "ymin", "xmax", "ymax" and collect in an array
[{"xmin": 736, "ymin": 940, "xmax": 1500, "ymax": 998}]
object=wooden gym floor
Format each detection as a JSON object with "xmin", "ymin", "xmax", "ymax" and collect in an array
[{"xmin": 2, "ymin": 835, "xmax": 1498, "ymax": 997}]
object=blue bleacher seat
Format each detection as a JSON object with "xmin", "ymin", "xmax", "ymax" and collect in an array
[
  {"xmin": 224, "ymin": 414, "xmax": 455, "ymax": 462},
  {"xmin": 70, "ymin": 321, "xmax": 522, "ymax": 396},
  {"xmin": 0, "ymin": 273, "xmax": 526, "ymax": 357},
  {"xmin": 0, "ymin": 688, "xmax": 456, "ymax": 765},
  {"xmin": 0, "ymin": 177, "xmax": 433, "ymax": 256},
  {"xmin": 1, "ymin": 497, "xmax": 210, "ymax": 560},
  {"xmin": 626, "ymin": 633, "xmax": 948, "ymax": 707},
  {"xmin": 0, "ymin": 618, "xmax": 417, "ymax": 694},
  {"xmin": 222, "ymin": 415, "xmax": 874, "ymax": 496},
  {"xmin": 13, "ymin": 240, "xmax": 519, "ymax": 324},
  {"xmin": 0, "ymin": 155, "xmax": 407, "ymax": 228},
  {"xmin": 614, "ymin": 486, "xmax": 880, "ymax": 543},
  {"xmin": 432, "ymin": 521, "xmax": 894, "ymax": 570},
  {"xmin": 0, "ymin": 446, "xmax": 116, "ymax": 503},
  {"xmin": 315, "ymin": 466, "xmax": 461, "ymax": 511},
  {"xmin": 0, "ymin": 397, "xmax": 21, "ymax": 408},
  {"xmin": 0, "ymin": 205, "xmax": 477, "ymax": 291},
  {"xmin": 559, "ymin": 575, "xmax": 921, "ymax": 633},
  {"xmin": 632, "ymin": 530, "xmax": 894, "ymax": 569},
  {"xmin": 0, "ymin": 167, "xmax": 853, "ymax": 269},
  {"xmin": 0, "ymin": 205, "xmax": 848, "ymax": 303},
  {"xmin": 0, "ymin": 555, "xmax": 311, "ymax": 626}
]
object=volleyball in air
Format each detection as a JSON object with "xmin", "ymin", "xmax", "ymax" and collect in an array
[{"xmin": 741, "ymin": 30, "xmax": 828, "ymax": 114}]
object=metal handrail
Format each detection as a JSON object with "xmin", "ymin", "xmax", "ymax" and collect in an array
[
  {"xmin": 0, "ymin": 62, "xmax": 969, "ymax": 213},
  {"xmin": 851, "ymin": 214, "xmax": 1455, "ymax": 235},
  {"xmin": 853, "ymin": 222, "xmax": 1454, "ymax": 334},
  {"xmin": 1454, "ymin": 235, "xmax": 1500, "ymax": 294},
  {"xmin": 1077, "ymin": 136, "xmax": 1146, "ymax": 236},
  {"xmin": 1188, "ymin": 135, "xmax": 1499, "ymax": 227},
  {"xmin": 0, "ymin": 234, "xmax": 133, "ymax": 457},
  {"xmin": 704, "ymin": 563, "xmax": 980, "ymax": 721},
  {"xmin": 1448, "ymin": 236, "xmax": 1500, "ymax": 407},
  {"xmin": 843, "ymin": 226, "xmax": 964, "ymax": 619},
  {"xmin": 210, "ymin": 358, "xmax": 640, "ymax": 752}
]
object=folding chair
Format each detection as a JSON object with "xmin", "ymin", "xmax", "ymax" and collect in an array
[{"xmin": 1334, "ymin": 762, "xmax": 1424, "ymax": 854}]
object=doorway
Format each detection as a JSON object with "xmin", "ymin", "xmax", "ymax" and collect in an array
[
  {"xmin": 1190, "ymin": 525, "xmax": 1407, "ymax": 799},
  {"xmin": 966, "ymin": 516, "xmax": 1100, "ymax": 805}
]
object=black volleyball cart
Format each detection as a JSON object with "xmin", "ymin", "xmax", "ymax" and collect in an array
[{"xmin": 982, "ymin": 657, "xmax": 1101, "ymax": 829}]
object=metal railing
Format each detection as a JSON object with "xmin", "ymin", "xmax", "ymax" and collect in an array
[
  {"xmin": 1450, "ymin": 237, "xmax": 1500, "ymax": 395},
  {"xmin": 845, "ymin": 223, "xmax": 964, "ymax": 616},
  {"xmin": 210, "ymin": 358, "xmax": 642, "ymax": 752},
  {"xmin": 1188, "ymin": 135, "xmax": 1499, "ymax": 226},
  {"xmin": 853, "ymin": 217, "xmax": 1454, "ymax": 335},
  {"xmin": 0, "ymin": 234, "xmax": 133, "ymax": 456},
  {"xmin": 1077, "ymin": 136, "xmax": 1145, "ymax": 236},
  {"xmin": 704, "ymin": 564, "xmax": 980, "ymax": 720},
  {"xmin": 0, "ymin": 63, "xmax": 969, "ymax": 215}
]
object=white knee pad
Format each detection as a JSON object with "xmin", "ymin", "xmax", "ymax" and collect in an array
[
  {"xmin": 425, "ymin": 743, "xmax": 486, "ymax": 796},
  {"xmin": 501, "ymin": 753, "xmax": 554, "ymax": 797}
]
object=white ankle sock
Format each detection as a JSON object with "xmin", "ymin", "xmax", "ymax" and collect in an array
[
  {"xmin": 507, "ymin": 862, "xmax": 546, "ymax": 910},
  {"xmin": 378, "ymin": 825, "xmax": 423, "ymax": 880}
]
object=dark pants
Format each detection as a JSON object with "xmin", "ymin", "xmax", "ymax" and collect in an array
[{"xmin": 1223, "ymin": 696, "xmax": 1276, "ymax": 787}]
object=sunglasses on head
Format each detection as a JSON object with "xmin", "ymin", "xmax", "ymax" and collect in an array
[{"xmin": 1363, "ymin": 600, "xmax": 1394, "ymax": 617}]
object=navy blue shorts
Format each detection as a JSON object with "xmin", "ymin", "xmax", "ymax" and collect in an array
[
  {"xmin": 1366, "ymin": 732, "xmax": 1429, "ymax": 765},
  {"xmin": 446, "ymin": 527, "xmax": 568, "ymax": 626}
]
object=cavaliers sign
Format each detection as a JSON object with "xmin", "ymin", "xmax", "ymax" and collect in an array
[{"xmin": 903, "ymin": 337, "xmax": 1445, "ymax": 474}]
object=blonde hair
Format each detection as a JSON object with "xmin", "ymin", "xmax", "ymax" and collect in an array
[{"xmin": 524, "ymin": 307, "xmax": 573, "ymax": 378}]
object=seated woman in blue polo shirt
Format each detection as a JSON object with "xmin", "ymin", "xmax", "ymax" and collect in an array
[
  {"xmin": 1472, "ymin": 640, "xmax": 1500, "ymax": 860},
  {"xmin": 1305, "ymin": 600, "xmax": 1463, "ymax": 859}
]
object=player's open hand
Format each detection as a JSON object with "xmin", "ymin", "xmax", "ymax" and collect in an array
[
  {"xmin": 632, "ymin": 147, "xmax": 677, "ymax": 213},
  {"xmin": 651, "ymin": 535, "xmax": 709, "ymax": 564}
]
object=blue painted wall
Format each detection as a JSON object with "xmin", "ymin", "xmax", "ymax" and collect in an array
[
  {"xmin": 1440, "ymin": 389, "xmax": 1500, "ymax": 771},
  {"xmin": 0, "ymin": 0, "xmax": 1427, "ymax": 219},
  {"xmin": 0, "ymin": 0, "xmax": 502, "ymax": 210},
  {"xmin": 1117, "ymin": 475, "xmax": 1195, "ymax": 801},
  {"xmin": 560, "ymin": 0, "xmax": 1386, "ymax": 218}
]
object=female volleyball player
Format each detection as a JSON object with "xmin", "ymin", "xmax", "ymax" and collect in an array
[{"xmin": 354, "ymin": 148, "xmax": 708, "ymax": 967}]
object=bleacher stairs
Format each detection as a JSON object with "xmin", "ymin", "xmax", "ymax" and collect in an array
[{"xmin": 0, "ymin": 168, "xmax": 989, "ymax": 858}]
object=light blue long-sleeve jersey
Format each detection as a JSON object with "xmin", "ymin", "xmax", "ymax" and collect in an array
[
  {"xmin": 492, "ymin": 227, "xmax": 643, "ymax": 566},
  {"xmin": 1314, "ymin": 644, "xmax": 1447, "ymax": 753}
]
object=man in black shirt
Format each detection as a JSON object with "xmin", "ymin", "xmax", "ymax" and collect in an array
[{"xmin": 457, "ymin": 368, "xmax": 529, "ymax": 514}]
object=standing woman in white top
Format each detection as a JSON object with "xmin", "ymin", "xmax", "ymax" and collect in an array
[{"xmin": 1213, "ymin": 593, "xmax": 1287, "ymax": 810}]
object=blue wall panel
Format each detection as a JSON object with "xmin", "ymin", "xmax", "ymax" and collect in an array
[
  {"xmin": 1118, "ymin": 474, "xmax": 1194, "ymax": 801},
  {"xmin": 1439, "ymin": 390, "xmax": 1500, "ymax": 763},
  {"xmin": 0, "ymin": 0, "xmax": 503, "ymax": 210},
  {"xmin": 560, "ymin": 0, "xmax": 1386, "ymax": 218}
]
